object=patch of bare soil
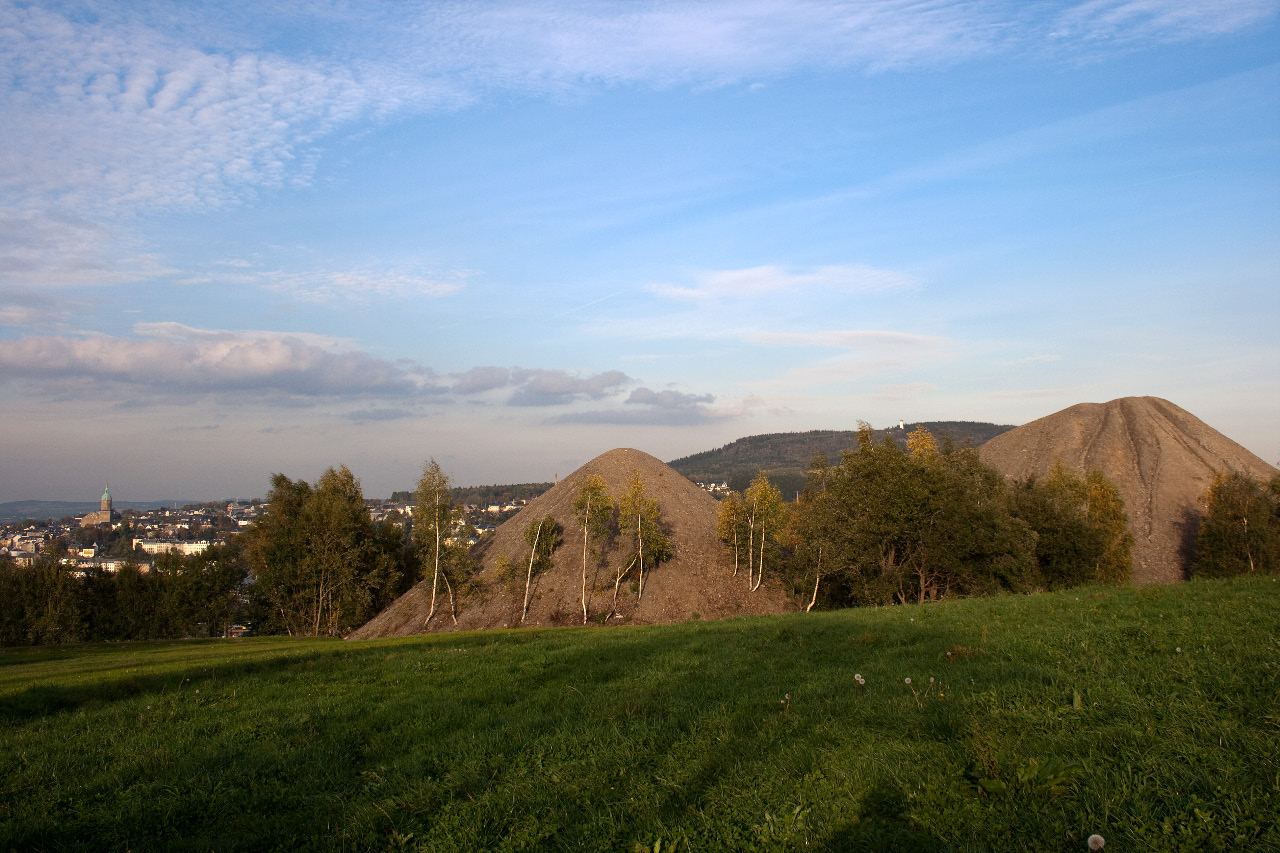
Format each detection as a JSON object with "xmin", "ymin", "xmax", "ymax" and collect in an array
[
  {"xmin": 349, "ymin": 448, "xmax": 793, "ymax": 639},
  {"xmin": 979, "ymin": 396, "xmax": 1277, "ymax": 585}
]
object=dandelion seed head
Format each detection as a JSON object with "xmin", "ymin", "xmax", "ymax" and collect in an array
[
  {"xmin": 1088, "ymin": 834, "xmax": 1105, "ymax": 850},
  {"xmin": 904, "ymin": 677, "xmax": 912, "ymax": 685}
]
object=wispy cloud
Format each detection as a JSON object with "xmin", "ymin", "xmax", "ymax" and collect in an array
[
  {"xmin": 1051, "ymin": 0, "xmax": 1279, "ymax": 43},
  {"xmin": 751, "ymin": 329, "xmax": 952, "ymax": 390},
  {"xmin": 751, "ymin": 329, "xmax": 946, "ymax": 350},
  {"xmin": 648, "ymin": 264, "xmax": 916, "ymax": 302},
  {"xmin": 259, "ymin": 268, "xmax": 466, "ymax": 302},
  {"xmin": 0, "ymin": 209, "xmax": 173, "ymax": 289}
]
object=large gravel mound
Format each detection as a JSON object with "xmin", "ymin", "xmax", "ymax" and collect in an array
[
  {"xmin": 350, "ymin": 448, "xmax": 792, "ymax": 638},
  {"xmin": 979, "ymin": 396, "xmax": 1277, "ymax": 585}
]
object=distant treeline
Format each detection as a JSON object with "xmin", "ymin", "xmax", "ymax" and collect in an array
[
  {"xmin": 669, "ymin": 422, "xmax": 1014, "ymax": 497},
  {"xmin": 387, "ymin": 483, "xmax": 553, "ymax": 507}
]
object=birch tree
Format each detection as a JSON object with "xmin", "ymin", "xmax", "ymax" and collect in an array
[
  {"xmin": 716, "ymin": 491, "xmax": 747, "ymax": 577},
  {"xmin": 572, "ymin": 474, "xmax": 614, "ymax": 624},
  {"xmin": 414, "ymin": 458, "xmax": 458, "ymax": 625},
  {"xmin": 615, "ymin": 470, "xmax": 671, "ymax": 609},
  {"xmin": 744, "ymin": 472, "xmax": 786, "ymax": 591},
  {"xmin": 521, "ymin": 515, "xmax": 559, "ymax": 623}
]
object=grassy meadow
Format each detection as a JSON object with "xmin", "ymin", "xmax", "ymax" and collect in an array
[{"xmin": 2, "ymin": 577, "xmax": 1278, "ymax": 852}]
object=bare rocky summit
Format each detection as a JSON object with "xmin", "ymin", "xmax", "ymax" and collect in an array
[
  {"xmin": 979, "ymin": 396, "xmax": 1277, "ymax": 585},
  {"xmin": 350, "ymin": 448, "xmax": 791, "ymax": 639}
]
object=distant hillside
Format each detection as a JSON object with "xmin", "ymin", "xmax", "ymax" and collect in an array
[
  {"xmin": 668, "ymin": 422, "xmax": 1015, "ymax": 497},
  {"xmin": 0, "ymin": 500, "xmax": 204, "ymax": 525}
]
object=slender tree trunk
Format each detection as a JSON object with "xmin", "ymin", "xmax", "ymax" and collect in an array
[
  {"xmin": 731, "ymin": 524, "xmax": 739, "ymax": 577},
  {"xmin": 807, "ymin": 549, "xmax": 822, "ymax": 612},
  {"xmin": 747, "ymin": 509, "xmax": 756, "ymax": 589},
  {"xmin": 581, "ymin": 497, "xmax": 590, "ymax": 625},
  {"xmin": 635, "ymin": 512, "xmax": 645, "ymax": 602},
  {"xmin": 747, "ymin": 514, "xmax": 757, "ymax": 589},
  {"xmin": 313, "ymin": 573, "xmax": 325, "ymax": 636},
  {"xmin": 522, "ymin": 520, "xmax": 542, "ymax": 623},
  {"xmin": 611, "ymin": 556, "xmax": 636, "ymax": 617},
  {"xmin": 426, "ymin": 491, "xmax": 441, "ymax": 625},
  {"xmin": 441, "ymin": 566, "xmax": 458, "ymax": 625}
]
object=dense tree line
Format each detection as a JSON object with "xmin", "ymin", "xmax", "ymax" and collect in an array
[
  {"xmin": 721, "ymin": 425, "xmax": 1135, "ymax": 609},
  {"xmin": 0, "ymin": 544, "xmax": 250, "ymax": 645},
  {"xmin": 1193, "ymin": 471, "xmax": 1280, "ymax": 577},
  {"xmin": 242, "ymin": 466, "xmax": 416, "ymax": 636}
]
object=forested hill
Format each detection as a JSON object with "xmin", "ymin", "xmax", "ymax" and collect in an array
[{"xmin": 668, "ymin": 422, "xmax": 1014, "ymax": 497}]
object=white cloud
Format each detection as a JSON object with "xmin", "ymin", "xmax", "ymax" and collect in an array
[
  {"xmin": 507, "ymin": 368, "xmax": 632, "ymax": 406},
  {"xmin": 553, "ymin": 385, "xmax": 740, "ymax": 426},
  {"xmin": 0, "ymin": 324, "xmax": 440, "ymax": 399}
]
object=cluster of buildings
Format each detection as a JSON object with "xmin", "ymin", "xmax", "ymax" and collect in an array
[
  {"xmin": 1, "ymin": 489, "xmax": 252, "ymax": 573},
  {"xmin": 2, "ymin": 489, "xmax": 529, "ymax": 571}
]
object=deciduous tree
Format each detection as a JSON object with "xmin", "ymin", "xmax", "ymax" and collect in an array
[
  {"xmin": 1194, "ymin": 471, "xmax": 1280, "ymax": 577},
  {"xmin": 415, "ymin": 458, "xmax": 459, "ymax": 625},
  {"xmin": 521, "ymin": 515, "xmax": 559, "ymax": 623},
  {"xmin": 744, "ymin": 472, "xmax": 786, "ymax": 592},
  {"xmin": 572, "ymin": 474, "xmax": 614, "ymax": 624},
  {"xmin": 615, "ymin": 470, "xmax": 670, "ymax": 609}
]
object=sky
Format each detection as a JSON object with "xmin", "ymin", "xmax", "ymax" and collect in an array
[{"xmin": 2, "ymin": 0, "xmax": 1278, "ymax": 502}]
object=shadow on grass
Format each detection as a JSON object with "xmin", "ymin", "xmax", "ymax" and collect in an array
[{"xmin": 0, "ymin": 641, "xmax": 361, "ymax": 724}]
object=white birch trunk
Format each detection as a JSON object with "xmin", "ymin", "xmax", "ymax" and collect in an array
[
  {"xmin": 521, "ymin": 520, "xmax": 542, "ymax": 623},
  {"xmin": 747, "ymin": 512, "xmax": 757, "ymax": 591},
  {"xmin": 426, "ymin": 490, "xmax": 440, "ymax": 625},
  {"xmin": 581, "ymin": 496, "xmax": 590, "ymax": 625},
  {"xmin": 636, "ymin": 512, "xmax": 645, "ymax": 602},
  {"xmin": 806, "ymin": 549, "xmax": 822, "ymax": 613}
]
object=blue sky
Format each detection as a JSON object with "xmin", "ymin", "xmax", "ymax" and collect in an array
[{"xmin": 2, "ymin": 0, "xmax": 1277, "ymax": 502}]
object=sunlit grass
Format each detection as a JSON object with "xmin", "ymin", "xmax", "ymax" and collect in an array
[{"xmin": 2, "ymin": 576, "xmax": 1278, "ymax": 852}]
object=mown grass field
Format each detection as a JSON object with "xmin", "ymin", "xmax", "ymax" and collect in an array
[{"xmin": 2, "ymin": 577, "xmax": 1278, "ymax": 852}]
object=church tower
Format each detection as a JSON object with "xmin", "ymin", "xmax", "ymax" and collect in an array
[{"xmin": 100, "ymin": 486, "xmax": 112, "ymax": 515}]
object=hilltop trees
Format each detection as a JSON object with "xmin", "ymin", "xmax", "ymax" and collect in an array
[
  {"xmin": 415, "ymin": 459, "xmax": 463, "ymax": 625},
  {"xmin": 1194, "ymin": 471, "xmax": 1280, "ymax": 577},
  {"xmin": 521, "ymin": 515, "xmax": 559, "ymax": 623},
  {"xmin": 743, "ymin": 472, "xmax": 786, "ymax": 592},
  {"xmin": 616, "ymin": 470, "xmax": 671, "ymax": 609},
  {"xmin": 573, "ymin": 474, "xmax": 614, "ymax": 624},
  {"xmin": 716, "ymin": 491, "xmax": 747, "ymax": 578}
]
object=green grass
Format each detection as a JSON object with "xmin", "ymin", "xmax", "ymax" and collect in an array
[{"xmin": 2, "ymin": 577, "xmax": 1279, "ymax": 852}]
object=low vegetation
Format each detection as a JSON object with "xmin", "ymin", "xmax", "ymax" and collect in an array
[{"xmin": 2, "ymin": 577, "xmax": 1277, "ymax": 852}]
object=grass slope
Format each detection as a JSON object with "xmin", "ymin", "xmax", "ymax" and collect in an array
[{"xmin": 2, "ymin": 578, "xmax": 1278, "ymax": 852}]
